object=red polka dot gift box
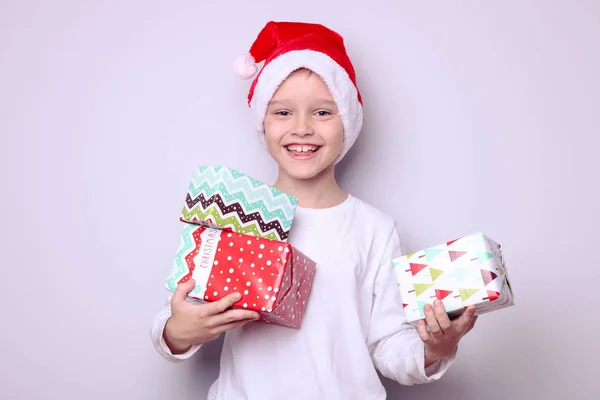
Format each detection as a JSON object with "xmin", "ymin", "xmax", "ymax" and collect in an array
[
  {"xmin": 179, "ymin": 166, "xmax": 298, "ymax": 242},
  {"xmin": 165, "ymin": 224, "xmax": 316, "ymax": 329}
]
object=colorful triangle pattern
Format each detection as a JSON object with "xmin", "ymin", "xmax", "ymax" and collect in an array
[
  {"xmin": 449, "ymin": 250, "xmax": 468, "ymax": 262},
  {"xmin": 481, "ymin": 269, "xmax": 498, "ymax": 286},
  {"xmin": 435, "ymin": 289, "xmax": 453, "ymax": 300},
  {"xmin": 459, "ymin": 288, "xmax": 480, "ymax": 301},
  {"xmin": 478, "ymin": 251, "xmax": 493, "ymax": 263},
  {"xmin": 430, "ymin": 268, "xmax": 444, "ymax": 281},
  {"xmin": 487, "ymin": 290, "xmax": 501, "ymax": 301},
  {"xmin": 414, "ymin": 283, "xmax": 434, "ymax": 296},
  {"xmin": 392, "ymin": 232, "xmax": 515, "ymax": 323},
  {"xmin": 446, "ymin": 238, "xmax": 459, "ymax": 246},
  {"xmin": 425, "ymin": 248, "xmax": 444, "ymax": 261},
  {"xmin": 409, "ymin": 263, "xmax": 428, "ymax": 276},
  {"xmin": 416, "ymin": 300, "xmax": 429, "ymax": 318}
]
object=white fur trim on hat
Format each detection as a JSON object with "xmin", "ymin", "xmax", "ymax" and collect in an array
[{"xmin": 249, "ymin": 49, "xmax": 363, "ymax": 163}]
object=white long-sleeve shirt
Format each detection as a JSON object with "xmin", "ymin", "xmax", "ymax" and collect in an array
[{"xmin": 151, "ymin": 194, "xmax": 455, "ymax": 399}]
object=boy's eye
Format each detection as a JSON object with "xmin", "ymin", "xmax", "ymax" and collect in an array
[
  {"xmin": 276, "ymin": 111, "xmax": 290, "ymax": 116},
  {"xmin": 316, "ymin": 110, "xmax": 331, "ymax": 116}
]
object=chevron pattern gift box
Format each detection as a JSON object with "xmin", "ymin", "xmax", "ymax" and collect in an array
[
  {"xmin": 180, "ymin": 166, "xmax": 298, "ymax": 242},
  {"xmin": 392, "ymin": 232, "xmax": 515, "ymax": 323},
  {"xmin": 166, "ymin": 224, "xmax": 316, "ymax": 329}
]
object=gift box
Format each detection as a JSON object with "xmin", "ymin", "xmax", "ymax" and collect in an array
[
  {"xmin": 392, "ymin": 232, "xmax": 514, "ymax": 323},
  {"xmin": 165, "ymin": 223, "xmax": 316, "ymax": 329},
  {"xmin": 180, "ymin": 166, "xmax": 298, "ymax": 242}
]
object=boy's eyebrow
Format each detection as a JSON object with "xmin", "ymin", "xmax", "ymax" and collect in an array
[
  {"xmin": 267, "ymin": 100, "xmax": 288, "ymax": 107},
  {"xmin": 268, "ymin": 99, "xmax": 338, "ymax": 108},
  {"xmin": 317, "ymin": 99, "xmax": 338, "ymax": 108}
]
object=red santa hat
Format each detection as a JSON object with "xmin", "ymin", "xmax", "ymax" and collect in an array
[{"xmin": 232, "ymin": 21, "xmax": 364, "ymax": 163}]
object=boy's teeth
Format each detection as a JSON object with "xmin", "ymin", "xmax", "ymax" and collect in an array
[{"xmin": 287, "ymin": 145, "xmax": 318, "ymax": 152}]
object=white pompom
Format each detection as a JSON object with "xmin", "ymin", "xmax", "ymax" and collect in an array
[{"xmin": 232, "ymin": 52, "xmax": 257, "ymax": 79}]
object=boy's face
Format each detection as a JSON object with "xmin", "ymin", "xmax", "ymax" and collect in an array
[{"xmin": 263, "ymin": 68, "xmax": 344, "ymax": 181}]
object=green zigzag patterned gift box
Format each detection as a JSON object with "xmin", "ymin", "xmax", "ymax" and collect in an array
[
  {"xmin": 392, "ymin": 232, "xmax": 515, "ymax": 323},
  {"xmin": 180, "ymin": 166, "xmax": 298, "ymax": 242}
]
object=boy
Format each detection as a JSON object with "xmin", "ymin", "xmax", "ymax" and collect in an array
[{"xmin": 151, "ymin": 21, "xmax": 477, "ymax": 399}]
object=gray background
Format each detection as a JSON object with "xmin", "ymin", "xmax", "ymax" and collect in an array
[{"xmin": 2, "ymin": 0, "xmax": 599, "ymax": 399}]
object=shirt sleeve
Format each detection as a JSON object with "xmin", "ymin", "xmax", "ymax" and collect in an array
[
  {"xmin": 150, "ymin": 294, "xmax": 203, "ymax": 362},
  {"xmin": 367, "ymin": 222, "xmax": 456, "ymax": 385}
]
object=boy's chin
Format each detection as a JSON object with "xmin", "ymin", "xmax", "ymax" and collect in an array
[
  {"xmin": 287, "ymin": 169, "xmax": 323, "ymax": 181},
  {"xmin": 279, "ymin": 160, "xmax": 334, "ymax": 181}
]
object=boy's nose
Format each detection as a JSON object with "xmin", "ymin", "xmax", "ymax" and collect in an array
[{"xmin": 292, "ymin": 117, "xmax": 314, "ymax": 136}]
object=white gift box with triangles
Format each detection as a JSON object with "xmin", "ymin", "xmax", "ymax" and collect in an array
[{"xmin": 392, "ymin": 232, "xmax": 515, "ymax": 323}]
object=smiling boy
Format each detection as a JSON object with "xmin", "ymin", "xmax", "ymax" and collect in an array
[{"xmin": 151, "ymin": 21, "xmax": 477, "ymax": 400}]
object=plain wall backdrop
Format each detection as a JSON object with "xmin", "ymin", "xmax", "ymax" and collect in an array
[{"xmin": 2, "ymin": 0, "xmax": 599, "ymax": 399}]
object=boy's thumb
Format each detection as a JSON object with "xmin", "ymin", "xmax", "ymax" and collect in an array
[{"xmin": 172, "ymin": 278, "xmax": 195, "ymax": 303}]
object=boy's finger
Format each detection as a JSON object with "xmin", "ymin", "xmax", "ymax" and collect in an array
[
  {"xmin": 207, "ymin": 309, "xmax": 261, "ymax": 328},
  {"xmin": 214, "ymin": 318, "xmax": 258, "ymax": 334},
  {"xmin": 456, "ymin": 306, "xmax": 477, "ymax": 334},
  {"xmin": 433, "ymin": 300, "xmax": 452, "ymax": 331},
  {"xmin": 416, "ymin": 320, "xmax": 430, "ymax": 343},
  {"xmin": 424, "ymin": 304, "xmax": 443, "ymax": 337},
  {"xmin": 205, "ymin": 292, "xmax": 244, "ymax": 315},
  {"xmin": 465, "ymin": 315, "xmax": 478, "ymax": 334},
  {"xmin": 171, "ymin": 279, "xmax": 196, "ymax": 305}
]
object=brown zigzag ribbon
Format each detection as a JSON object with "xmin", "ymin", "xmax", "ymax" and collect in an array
[{"xmin": 183, "ymin": 192, "xmax": 289, "ymax": 240}]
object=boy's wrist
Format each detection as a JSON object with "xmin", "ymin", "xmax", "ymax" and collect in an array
[
  {"xmin": 424, "ymin": 348, "xmax": 439, "ymax": 368},
  {"xmin": 424, "ymin": 344, "xmax": 458, "ymax": 368},
  {"xmin": 163, "ymin": 318, "xmax": 192, "ymax": 354},
  {"xmin": 423, "ymin": 346, "xmax": 449, "ymax": 368}
]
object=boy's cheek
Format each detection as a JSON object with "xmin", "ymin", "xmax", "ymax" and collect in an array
[
  {"xmin": 264, "ymin": 129, "xmax": 281, "ymax": 147},
  {"xmin": 264, "ymin": 120, "xmax": 282, "ymax": 138},
  {"xmin": 264, "ymin": 135, "xmax": 285, "ymax": 159}
]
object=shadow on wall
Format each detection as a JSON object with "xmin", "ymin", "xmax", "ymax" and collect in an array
[
  {"xmin": 334, "ymin": 111, "xmax": 411, "ymax": 206},
  {"xmin": 379, "ymin": 309, "xmax": 558, "ymax": 400},
  {"xmin": 381, "ymin": 371, "xmax": 472, "ymax": 400}
]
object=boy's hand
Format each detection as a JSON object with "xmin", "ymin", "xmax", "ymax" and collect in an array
[
  {"xmin": 417, "ymin": 300, "xmax": 478, "ymax": 367},
  {"xmin": 163, "ymin": 279, "xmax": 260, "ymax": 354}
]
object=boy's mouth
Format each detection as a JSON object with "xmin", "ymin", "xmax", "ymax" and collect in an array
[
  {"xmin": 285, "ymin": 144, "xmax": 321, "ymax": 153},
  {"xmin": 284, "ymin": 144, "xmax": 321, "ymax": 160}
]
